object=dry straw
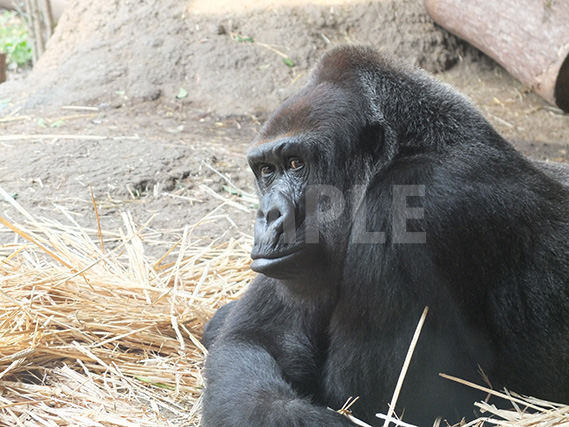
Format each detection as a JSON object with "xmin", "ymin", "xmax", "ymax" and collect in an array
[
  {"xmin": 1, "ymin": 188, "xmax": 568, "ymax": 427},
  {"xmin": 0, "ymin": 187, "xmax": 253, "ymax": 426}
]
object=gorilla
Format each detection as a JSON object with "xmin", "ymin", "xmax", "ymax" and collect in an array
[{"xmin": 201, "ymin": 45, "xmax": 569, "ymax": 426}]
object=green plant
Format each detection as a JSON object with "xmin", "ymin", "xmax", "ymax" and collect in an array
[{"xmin": 0, "ymin": 10, "xmax": 32, "ymax": 67}]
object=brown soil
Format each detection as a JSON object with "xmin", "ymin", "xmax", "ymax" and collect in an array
[{"xmin": 1, "ymin": 0, "xmax": 568, "ymax": 242}]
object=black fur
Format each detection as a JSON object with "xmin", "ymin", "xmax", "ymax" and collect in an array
[{"xmin": 201, "ymin": 45, "xmax": 569, "ymax": 427}]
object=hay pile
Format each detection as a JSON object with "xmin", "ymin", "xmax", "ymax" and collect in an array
[
  {"xmin": 0, "ymin": 188, "xmax": 253, "ymax": 426},
  {"xmin": 438, "ymin": 375, "xmax": 569, "ymax": 427},
  {"xmin": 473, "ymin": 395, "xmax": 569, "ymax": 427}
]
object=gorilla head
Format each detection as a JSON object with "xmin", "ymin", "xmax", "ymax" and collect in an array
[
  {"xmin": 247, "ymin": 73, "xmax": 374, "ymax": 294},
  {"xmin": 246, "ymin": 46, "xmax": 484, "ymax": 296}
]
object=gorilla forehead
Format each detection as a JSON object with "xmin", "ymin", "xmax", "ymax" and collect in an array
[
  {"xmin": 311, "ymin": 44, "xmax": 396, "ymax": 85},
  {"xmin": 247, "ymin": 136, "xmax": 311, "ymax": 165},
  {"xmin": 253, "ymin": 81, "xmax": 366, "ymax": 149},
  {"xmin": 251, "ymin": 46, "xmax": 415, "ymax": 153}
]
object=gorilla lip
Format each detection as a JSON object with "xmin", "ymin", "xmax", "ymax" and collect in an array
[
  {"xmin": 250, "ymin": 244, "xmax": 304, "ymax": 261},
  {"xmin": 250, "ymin": 250, "xmax": 305, "ymax": 278}
]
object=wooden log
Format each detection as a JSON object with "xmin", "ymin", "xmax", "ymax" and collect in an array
[{"xmin": 424, "ymin": 0, "xmax": 569, "ymax": 112}]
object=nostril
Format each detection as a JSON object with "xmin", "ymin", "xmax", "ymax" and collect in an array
[{"xmin": 266, "ymin": 206, "xmax": 282, "ymax": 224}]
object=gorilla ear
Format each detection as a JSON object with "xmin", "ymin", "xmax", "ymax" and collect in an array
[
  {"xmin": 359, "ymin": 123, "xmax": 390, "ymax": 159},
  {"xmin": 359, "ymin": 121, "xmax": 398, "ymax": 167},
  {"xmin": 359, "ymin": 123, "xmax": 384, "ymax": 153}
]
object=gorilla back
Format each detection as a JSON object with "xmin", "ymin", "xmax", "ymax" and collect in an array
[{"xmin": 201, "ymin": 45, "xmax": 569, "ymax": 427}]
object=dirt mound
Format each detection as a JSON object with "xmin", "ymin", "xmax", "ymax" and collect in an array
[{"xmin": 4, "ymin": 0, "xmax": 465, "ymax": 115}]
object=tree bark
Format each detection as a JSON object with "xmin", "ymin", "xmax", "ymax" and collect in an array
[{"xmin": 424, "ymin": 0, "xmax": 569, "ymax": 112}]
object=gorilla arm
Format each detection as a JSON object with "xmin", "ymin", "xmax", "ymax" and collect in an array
[{"xmin": 201, "ymin": 277, "xmax": 355, "ymax": 427}]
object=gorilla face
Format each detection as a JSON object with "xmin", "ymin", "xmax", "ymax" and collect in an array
[
  {"xmin": 246, "ymin": 83, "xmax": 374, "ymax": 294},
  {"xmin": 248, "ymin": 136, "xmax": 317, "ymax": 276},
  {"xmin": 247, "ymin": 136, "xmax": 348, "ymax": 295}
]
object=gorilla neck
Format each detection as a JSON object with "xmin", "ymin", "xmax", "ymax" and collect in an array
[{"xmin": 271, "ymin": 258, "xmax": 344, "ymax": 302}]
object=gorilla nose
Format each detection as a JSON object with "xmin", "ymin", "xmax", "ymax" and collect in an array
[
  {"xmin": 262, "ymin": 204, "xmax": 283, "ymax": 225},
  {"xmin": 257, "ymin": 203, "xmax": 283, "ymax": 226},
  {"xmin": 258, "ymin": 192, "xmax": 293, "ymax": 227},
  {"xmin": 254, "ymin": 192, "xmax": 297, "ymax": 251}
]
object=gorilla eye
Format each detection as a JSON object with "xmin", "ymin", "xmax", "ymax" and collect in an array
[
  {"xmin": 260, "ymin": 165, "xmax": 275, "ymax": 177},
  {"xmin": 288, "ymin": 158, "xmax": 304, "ymax": 171}
]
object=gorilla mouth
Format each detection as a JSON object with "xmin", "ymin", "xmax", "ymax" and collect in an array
[
  {"xmin": 250, "ymin": 252, "xmax": 302, "ymax": 278},
  {"xmin": 250, "ymin": 244, "xmax": 304, "ymax": 261},
  {"xmin": 250, "ymin": 245, "xmax": 309, "ymax": 278}
]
